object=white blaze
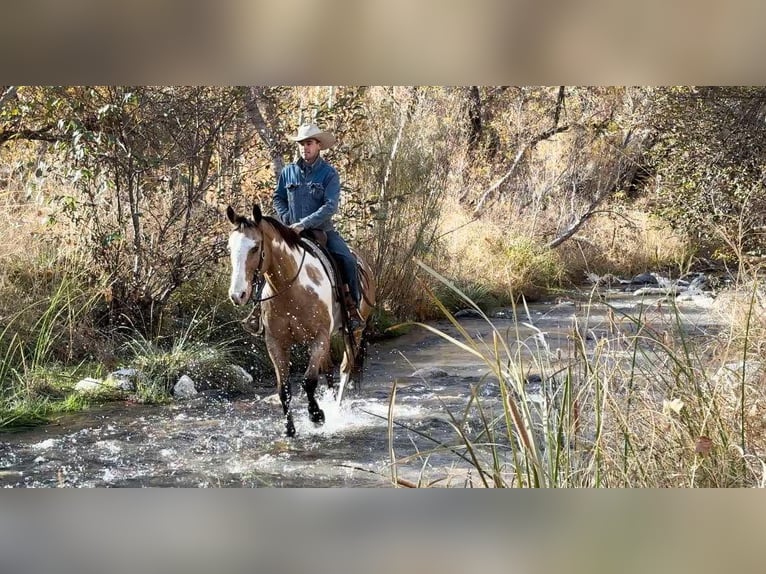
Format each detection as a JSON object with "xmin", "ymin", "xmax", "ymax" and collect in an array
[{"xmin": 228, "ymin": 231, "xmax": 256, "ymax": 302}]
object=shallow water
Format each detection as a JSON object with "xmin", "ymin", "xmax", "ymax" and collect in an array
[{"xmin": 0, "ymin": 290, "xmax": 723, "ymax": 487}]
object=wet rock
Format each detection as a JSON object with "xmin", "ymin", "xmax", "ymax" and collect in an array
[
  {"xmin": 633, "ymin": 286, "xmax": 680, "ymax": 297},
  {"xmin": 631, "ymin": 273, "xmax": 658, "ymax": 285},
  {"xmin": 587, "ymin": 273, "xmax": 626, "ymax": 288},
  {"xmin": 454, "ymin": 308, "xmax": 483, "ymax": 318},
  {"xmin": 680, "ymin": 272, "xmax": 713, "ymax": 291},
  {"xmin": 74, "ymin": 377, "xmax": 107, "ymax": 395},
  {"xmin": 173, "ymin": 375, "xmax": 198, "ymax": 400},
  {"xmin": 410, "ymin": 367, "xmax": 449, "ymax": 379},
  {"xmin": 263, "ymin": 393, "xmax": 282, "ymax": 406},
  {"xmin": 676, "ymin": 291, "xmax": 715, "ymax": 307},
  {"xmin": 491, "ymin": 309, "xmax": 514, "ymax": 318},
  {"xmin": 230, "ymin": 365, "xmax": 253, "ymax": 384}
]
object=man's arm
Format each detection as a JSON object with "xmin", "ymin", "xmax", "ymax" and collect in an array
[{"xmin": 272, "ymin": 169, "xmax": 291, "ymax": 224}]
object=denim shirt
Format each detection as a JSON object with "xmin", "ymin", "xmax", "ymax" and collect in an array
[{"xmin": 272, "ymin": 156, "xmax": 340, "ymax": 231}]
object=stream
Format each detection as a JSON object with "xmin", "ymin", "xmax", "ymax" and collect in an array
[{"xmin": 0, "ymin": 289, "xmax": 724, "ymax": 487}]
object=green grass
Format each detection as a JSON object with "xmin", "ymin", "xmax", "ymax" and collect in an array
[
  {"xmin": 121, "ymin": 319, "xmax": 237, "ymax": 403},
  {"xmin": 0, "ymin": 268, "xmax": 105, "ymax": 429}
]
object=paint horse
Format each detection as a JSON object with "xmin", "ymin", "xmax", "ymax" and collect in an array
[{"xmin": 226, "ymin": 205, "xmax": 375, "ymax": 437}]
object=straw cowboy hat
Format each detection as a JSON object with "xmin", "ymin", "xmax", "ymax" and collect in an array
[{"xmin": 288, "ymin": 123, "xmax": 337, "ymax": 149}]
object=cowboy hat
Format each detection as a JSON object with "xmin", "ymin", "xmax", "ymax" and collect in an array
[{"xmin": 288, "ymin": 123, "xmax": 337, "ymax": 149}]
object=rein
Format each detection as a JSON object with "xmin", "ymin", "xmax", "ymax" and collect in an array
[{"xmin": 249, "ymin": 246, "xmax": 308, "ymax": 304}]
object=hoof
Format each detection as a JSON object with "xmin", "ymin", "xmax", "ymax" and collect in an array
[
  {"xmin": 285, "ymin": 420, "xmax": 296, "ymax": 437},
  {"xmin": 309, "ymin": 408, "xmax": 325, "ymax": 425}
]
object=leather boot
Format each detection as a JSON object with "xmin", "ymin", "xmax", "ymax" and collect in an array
[{"xmin": 343, "ymin": 285, "xmax": 364, "ymax": 331}]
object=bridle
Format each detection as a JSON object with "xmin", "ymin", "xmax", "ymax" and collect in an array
[{"xmin": 248, "ymin": 242, "xmax": 308, "ymax": 304}]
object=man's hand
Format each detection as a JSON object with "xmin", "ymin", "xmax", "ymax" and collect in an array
[{"xmin": 290, "ymin": 223, "xmax": 305, "ymax": 233}]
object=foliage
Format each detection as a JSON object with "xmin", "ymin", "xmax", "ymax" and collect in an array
[
  {"xmin": 0, "ymin": 263, "xmax": 105, "ymax": 398},
  {"xmin": 3, "ymin": 87, "xmax": 254, "ymax": 333},
  {"xmin": 3, "ymin": 85, "xmax": 766, "ymax": 440},
  {"xmin": 649, "ymin": 86, "xmax": 766, "ymax": 261}
]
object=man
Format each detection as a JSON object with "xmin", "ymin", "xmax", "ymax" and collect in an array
[{"xmin": 273, "ymin": 122, "xmax": 363, "ymax": 330}]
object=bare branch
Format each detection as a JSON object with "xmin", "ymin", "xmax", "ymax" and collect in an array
[
  {"xmin": 472, "ymin": 124, "xmax": 570, "ymax": 217},
  {"xmin": 0, "ymin": 86, "xmax": 18, "ymax": 110}
]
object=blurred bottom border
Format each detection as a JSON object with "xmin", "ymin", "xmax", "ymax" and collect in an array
[{"xmin": 0, "ymin": 489, "xmax": 762, "ymax": 574}]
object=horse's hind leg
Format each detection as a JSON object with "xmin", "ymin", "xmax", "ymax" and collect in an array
[
  {"xmin": 266, "ymin": 339, "xmax": 295, "ymax": 437},
  {"xmin": 304, "ymin": 336, "xmax": 330, "ymax": 425},
  {"xmin": 336, "ymin": 350, "xmax": 353, "ymax": 405},
  {"xmin": 336, "ymin": 328, "xmax": 368, "ymax": 404}
]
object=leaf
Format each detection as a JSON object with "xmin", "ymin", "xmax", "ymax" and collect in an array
[
  {"xmin": 695, "ymin": 436, "xmax": 713, "ymax": 456},
  {"xmin": 662, "ymin": 397, "xmax": 684, "ymax": 415}
]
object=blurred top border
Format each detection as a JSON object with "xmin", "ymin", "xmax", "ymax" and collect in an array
[{"xmin": 2, "ymin": 0, "xmax": 766, "ymax": 85}]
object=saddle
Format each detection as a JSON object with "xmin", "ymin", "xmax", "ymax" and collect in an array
[{"xmin": 299, "ymin": 229, "xmax": 359, "ymax": 334}]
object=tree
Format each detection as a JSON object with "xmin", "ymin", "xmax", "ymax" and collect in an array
[
  {"xmin": 49, "ymin": 86, "xmax": 249, "ymax": 331},
  {"xmin": 649, "ymin": 86, "xmax": 766, "ymax": 261}
]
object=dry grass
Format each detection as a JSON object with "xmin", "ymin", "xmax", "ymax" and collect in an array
[
  {"xmin": 434, "ymin": 199, "xmax": 566, "ymax": 304},
  {"xmin": 555, "ymin": 210, "xmax": 694, "ymax": 280},
  {"xmin": 433, "ymin": 202, "xmax": 692, "ymax": 312},
  {"xmin": 390, "ymin": 264, "xmax": 766, "ymax": 487}
]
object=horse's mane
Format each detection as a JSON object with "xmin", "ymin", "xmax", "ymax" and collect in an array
[{"xmin": 261, "ymin": 215, "xmax": 302, "ymax": 248}]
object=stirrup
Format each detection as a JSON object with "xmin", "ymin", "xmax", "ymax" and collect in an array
[{"xmin": 347, "ymin": 313, "xmax": 364, "ymax": 331}]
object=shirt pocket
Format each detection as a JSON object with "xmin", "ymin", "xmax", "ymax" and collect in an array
[{"xmin": 307, "ymin": 182, "xmax": 325, "ymax": 199}]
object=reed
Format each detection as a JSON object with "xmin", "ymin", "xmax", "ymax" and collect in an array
[{"xmin": 386, "ymin": 260, "xmax": 766, "ymax": 487}]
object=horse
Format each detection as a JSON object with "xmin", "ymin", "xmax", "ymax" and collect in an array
[{"xmin": 226, "ymin": 204, "xmax": 376, "ymax": 437}]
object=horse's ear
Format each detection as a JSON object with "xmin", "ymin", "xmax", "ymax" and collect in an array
[
  {"xmin": 252, "ymin": 204, "xmax": 262, "ymax": 224},
  {"xmin": 226, "ymin": 206, "xmax": 236, "ymax": 224}
]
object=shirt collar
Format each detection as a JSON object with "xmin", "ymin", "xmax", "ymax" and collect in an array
[{"xmin": 298, "ymin": 155, "xmax": 324, "ymax": 174}]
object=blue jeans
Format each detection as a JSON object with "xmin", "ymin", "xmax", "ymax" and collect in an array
[{"xmin": 325, "ymin": 230, "xmax": 359, "ymax": 306}]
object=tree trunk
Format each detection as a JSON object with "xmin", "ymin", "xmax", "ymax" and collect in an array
[
  {"xmin": 466, "ymin": 86, "xmax": 483, "ymax": 153},
  {"xmin": 239, "ymin": 86, "xmax": 285, "ymax": 179}
]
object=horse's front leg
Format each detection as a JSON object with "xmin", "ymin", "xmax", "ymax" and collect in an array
[
  {"xmin": 304, "ymin": 336, "xmax": 331, "ymax": 425},
  {"xmin": 266, "ymin": 338, "xmax": 294, "ymax": 437}
]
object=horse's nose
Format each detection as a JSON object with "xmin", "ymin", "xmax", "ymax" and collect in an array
[{"xmin": 230, "ymin": 291, "xmax": 247, "ymax": 305}]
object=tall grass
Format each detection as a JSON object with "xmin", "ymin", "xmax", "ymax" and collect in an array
[
  {"xmin": 0, "ymin": 267, "xmax": 106, "ymax": 428},
  {"xmin": 387, "ymin": 260, "xmax": 766, "ymax": 487}
]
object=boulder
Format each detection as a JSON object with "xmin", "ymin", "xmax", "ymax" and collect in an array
[
  {"xmin": 229, "ymin": 365, "xmax": 253, "ymax": 384},
  {"xmin": 105, "ymin": 368, "xmax": 143, "ymax": 392},
  {"xmin": 74, "ymin": 378, "xmax": 105, "ymax": 395},
  {"xmin": 173, "ymin": 375, "xmax": 198, "ymax": 400},
  {"xmin": 454, "ymin": 308, "xmax": 483, "ymax": 318},
  {"xmin": 631, "ymin": 273, "xmax": 658, "ymax": 285}
]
